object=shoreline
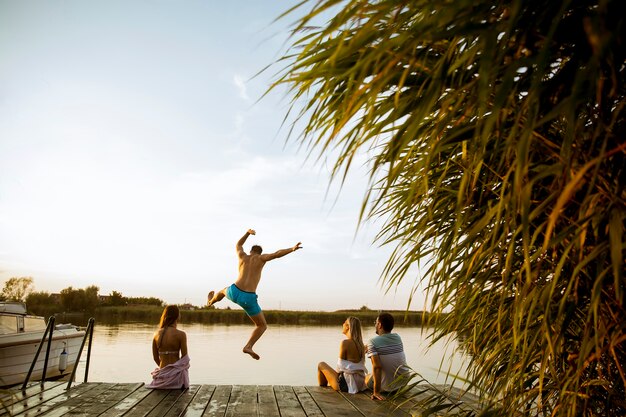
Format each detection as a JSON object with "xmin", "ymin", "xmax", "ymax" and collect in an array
[{"xmin": 35, "ymin": 305, "xmax": 438, "ymax": 327}]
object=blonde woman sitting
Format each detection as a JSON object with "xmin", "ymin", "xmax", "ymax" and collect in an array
[{"xmin": 317, "ymin": 316, "xmax": 368, "ymax": 394}]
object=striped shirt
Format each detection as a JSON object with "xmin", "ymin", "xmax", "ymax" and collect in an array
[{"xmin": 366, "ymin": 333, "xmax": 410, "ymax": 392}]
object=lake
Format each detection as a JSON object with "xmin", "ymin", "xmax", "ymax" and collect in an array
[{"xmin": 74, "ymin": 323, "xmax": 467, "ymax": 387}]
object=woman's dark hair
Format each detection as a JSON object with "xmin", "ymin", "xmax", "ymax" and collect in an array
[
  {"xmin": 377, "ymin": 312, "xmax": 395, "ymax": 332},
  {"xmin": 159, "ymin": 305, "xmax": 180, "ymax": 329}
]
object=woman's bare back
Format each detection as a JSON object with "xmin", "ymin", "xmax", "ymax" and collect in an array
[
  {"xmin": 154, "ymin": 327, "xmax": 187, "ymax": 367},
  {"xmin": 340, "ymin": 339, "xmax": 364, "ymax": 363}
]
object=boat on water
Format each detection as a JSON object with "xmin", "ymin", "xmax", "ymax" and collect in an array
[{"xmin": 0, "ymin": 302, "xmax": 85, "ymax": 387}]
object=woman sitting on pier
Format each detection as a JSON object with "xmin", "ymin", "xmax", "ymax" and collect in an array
[
  {"xmin": 146, "ymin": 305, "xmax": 190, "ymax": 389},
  {"xmin": 317, "ymin": 316, "xmax": 368, "ymax": 394}
]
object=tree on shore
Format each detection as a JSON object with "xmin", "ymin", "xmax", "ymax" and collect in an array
[
  {"xmin": 60, "ymin": 285, "xmax": 100, "ymax": 313},
  {"xmin": 125, "ymin": 296, "xmax": 164, "ymax": 307},
  {"xmin": 274, "ymin": 0, "xmax": 625, "ymax": 415},
  {"xmin": 1, "ymin": 277, "xmax": 34, "ymax": 302},
  {"xmin": 25, "ymin": 291, "xmax": 61, "ymax": 315},
  {"xmin": 103, "ymin": 290, "xmax": 127, "ymax": 306}
]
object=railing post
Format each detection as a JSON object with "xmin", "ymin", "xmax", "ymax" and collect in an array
[
  {"xmin": 40, "ymin": 316, "xmax": 55, "ymax": 385},
  {"xmin": 83, "ymin": 317, "xmax": 95, "ymax": 383},
  {"xmin": 21, "ymin": 316, "xmax": 55, "ymax": 391},
  {"xmin": 66, "ymin": 317, "xmax": 95, "ymax": 390}
]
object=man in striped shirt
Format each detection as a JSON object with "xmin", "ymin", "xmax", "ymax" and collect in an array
[{"xmin": 365, "ymin": 312, "xmax": 410, "ymax": 400}]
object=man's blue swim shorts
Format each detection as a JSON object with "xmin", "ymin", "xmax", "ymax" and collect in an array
[{"xmin": 226, "ymin": 284, "xmax": 262, "ymax": 316}]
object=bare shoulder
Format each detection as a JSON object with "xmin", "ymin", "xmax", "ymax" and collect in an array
[
  {"xmin": 340, "ymin": 339, "xmax": 354, "ymax": 351},
  {"xmin": 341, "ymin": 339, "xmax": 362, "ymax": 353},
  {"xmin": 258, "ymin": 253, "xmax": 273, "ymax": 262}
]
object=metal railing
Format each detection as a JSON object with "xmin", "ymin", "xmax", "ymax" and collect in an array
[
  {"xmin": 21, "ymin": 316, "xmax": 55, "ymax": 391},
  {"xmin": 66, "ymin": 317, "xmax": 95, "ymax": 390},
  {"xmin": 20, "ymin": 316, "xmax": 96, "ymax": 391}
]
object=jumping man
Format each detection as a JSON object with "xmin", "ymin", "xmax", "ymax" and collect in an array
[{"xmin": 207, "ymin": 229, "xmax": 302, "ymax": 360}]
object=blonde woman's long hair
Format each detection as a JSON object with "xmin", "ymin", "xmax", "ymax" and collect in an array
[{"xmin": 347, "ymin": 316, "xmax": 365, "ymax": 360}]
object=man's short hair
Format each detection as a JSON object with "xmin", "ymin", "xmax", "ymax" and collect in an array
[
  {"xmin": 377, "ymin": 312, "xmax": 394, "ymax": 332},
  {"xmin": 251, "ymin": 245, "xmax": 263, "ymax": 254}
]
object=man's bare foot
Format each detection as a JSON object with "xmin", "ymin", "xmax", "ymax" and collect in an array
[
  {"xmin": 207, "ymin": 291, "xmax": 214, "ymax": 306},
  {"xmin": 243, "ymin": 347, "xmax": 260, "ymax": 360}
]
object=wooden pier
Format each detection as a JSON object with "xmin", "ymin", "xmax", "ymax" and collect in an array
[{"xmin": 0, "ymin": 381, "xmax": 481, "ymax": 416}]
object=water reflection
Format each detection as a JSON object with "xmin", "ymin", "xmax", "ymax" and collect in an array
[{"xmin": 76, "ymin": 323, "xmax": 467, "ymax": 386}]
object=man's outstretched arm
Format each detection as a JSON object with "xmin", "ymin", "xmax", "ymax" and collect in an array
[
  {"xmin": 236, "ymin": 229, "xmax": 256, "ymax": 255},
  {"xmin": 260, "ymin": 242, "xmax": 302, "ymax": 262}
]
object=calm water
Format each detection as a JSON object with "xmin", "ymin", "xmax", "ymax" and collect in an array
[{"xmin": 75, "ymin": 323, "xmax": 467, "ymax": 387}]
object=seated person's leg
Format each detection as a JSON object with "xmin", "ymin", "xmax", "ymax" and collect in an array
[{"xmin": 318, "ymin": 362, "xmax": 340, "ymax": 391}]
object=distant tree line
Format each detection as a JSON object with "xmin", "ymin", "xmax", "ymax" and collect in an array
[
  {"xmin": 98, "ymin": 290, "xmax": 164, "ymax": 308},
  {"xmin": 95, "ymin": 305, "xmax": 432, "ymax": 327},
  {"xmin": 2, "ymin": 278, "xmax": 431, "ymax": 327},
  {"xmin": 1, "ymin": 277, "xmax": 164, "ymax": 317}
]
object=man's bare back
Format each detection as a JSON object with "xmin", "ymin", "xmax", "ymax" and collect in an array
[
  {"xmin": 206, "ymin": 228, "xmax": 302, "ymax": 360},
  {"xmin": 233, "ymin": 252, "xmax": 266, "ymax": 292},
  {"xmin": 233, "ymin": 229, "xmax": 301, "ymax": 292}
]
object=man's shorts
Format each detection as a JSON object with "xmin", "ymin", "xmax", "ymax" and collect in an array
[{"xmin": 226, "ymin": 284, "xmax": 262, "ymax": 316}]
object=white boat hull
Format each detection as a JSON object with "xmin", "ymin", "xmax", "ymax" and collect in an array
[{"xmin": 0, "ymin": 327, "xmax": 86, "ymax": 387}]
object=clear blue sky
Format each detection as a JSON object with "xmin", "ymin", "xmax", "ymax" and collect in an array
[{"xmin": 0, "ymin": 0, "xmax": 422, "ymax": 311}]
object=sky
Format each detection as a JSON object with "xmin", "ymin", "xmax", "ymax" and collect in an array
[{"xmin": 0, "ymin": 0, "xmax": 424, "ymax": 311}]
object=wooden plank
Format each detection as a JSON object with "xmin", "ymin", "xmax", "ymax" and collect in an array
[
  {"xmin": 34, "ymin": 383, "xmax": 116, "ymax": 417},
  {"xmin": 402, "ymin": 384, "xmax": 450, "ymax": 413},
  {"xmin": 402, "ymin": 384, "xmax": 483, "ymax": 415},
  {"xmin": 48, "ymin": 383, "xmax": 144, "ymax": 417},
  {"xmin": 306, "ymin": 386, "xmax": 360, "ymax": 417},
  {"xmin": 241, "ymin": 385, "xmax": 259, "ymax": 416},
  {"xmin": 439, "ymin": 385, "xmax": 483, "ymax": 410},
  {"xmin": 224, "ymin": 385, "xmax": 257, "ymax": 417},
  {"xmin": 0, "ymin": 382, "xmax": 67, "ymax": 415},
  {"xmin": 40, "ymin": 383, "xmax": 120, "ymax": 416},
  {"xmin": 292, "ymin": 386, "xmax": 324, "ymax": 417},
  {"xmin": 202, "ymin": 385, "xmax": 231, "ymax": 417},
  {"xmin": 145, "ymin": 388, "xmax": 190, "ymax": 417},
  {"xmin": 160, "ymin": 385, "xmax": 201, "ymax": 416},
  {"xmin": 122, "ymin": 389, "xmax": 171, "ymax": 417},
  {"xmin": 98, "ymin": 385, "xmax": 153, "ymax": 417},
  {"xmin": 0, "ymin": 383, "xmax": 63, "ymax": 415},
  {"xmin": 257, "ymin": 385, "xmax": 279, "ymax": 417},
  {"xmin": 339, "ymin": 391, "xmax": 410, "ymax": 417},
  {"xmin": 0, "ymin": 381, "xmax": 65, "ymax": 409},
  {"xmin": 180, "ymin": 385, "xmax": 215, "ymax": 417},
  {"xmin": 146, "ymin": 388, "xmax": 193, "ymax": 417},
  {"xmin": 455, "ymin": 390, "xmax": 483, "ymax": 411},
  {"xmin": 1, "ymin": 384, "xmax": 480, "ymax": 417},
  {"xmin": 84, "ymin": 383, "xmax": 144, "ymax": 416},
  {"xmin": 274, "ymin": 385, "xmax": 306, "ymax": 417},
  {"xmin": 5, "ymin": 382, "xmax": 97, "ymax": 417},
  {"xmin": 15, "ymin": 382, "xmax": 106, "ymax": 417},
  {"xmin": 223, "ymin": 385, "xmax": 244, "ymax": 417}
]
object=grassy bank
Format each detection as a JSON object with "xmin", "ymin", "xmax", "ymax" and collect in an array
[{"xmin": 49, "ymin": 306, "xmax": 435, "ymax": 327}]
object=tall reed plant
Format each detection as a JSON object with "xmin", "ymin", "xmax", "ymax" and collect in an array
[{"xmin": 271, "ymin": 0, "xmax": 625, "ymax": 415}]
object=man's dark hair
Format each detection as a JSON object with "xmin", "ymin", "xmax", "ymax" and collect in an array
[
  {"xmin": 251, "ymin": 245, "xmax": 263, "ymax": 254},
  {"xmin": 377, "ymin": 312, "xmax": 394, "ymax": 332}
]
